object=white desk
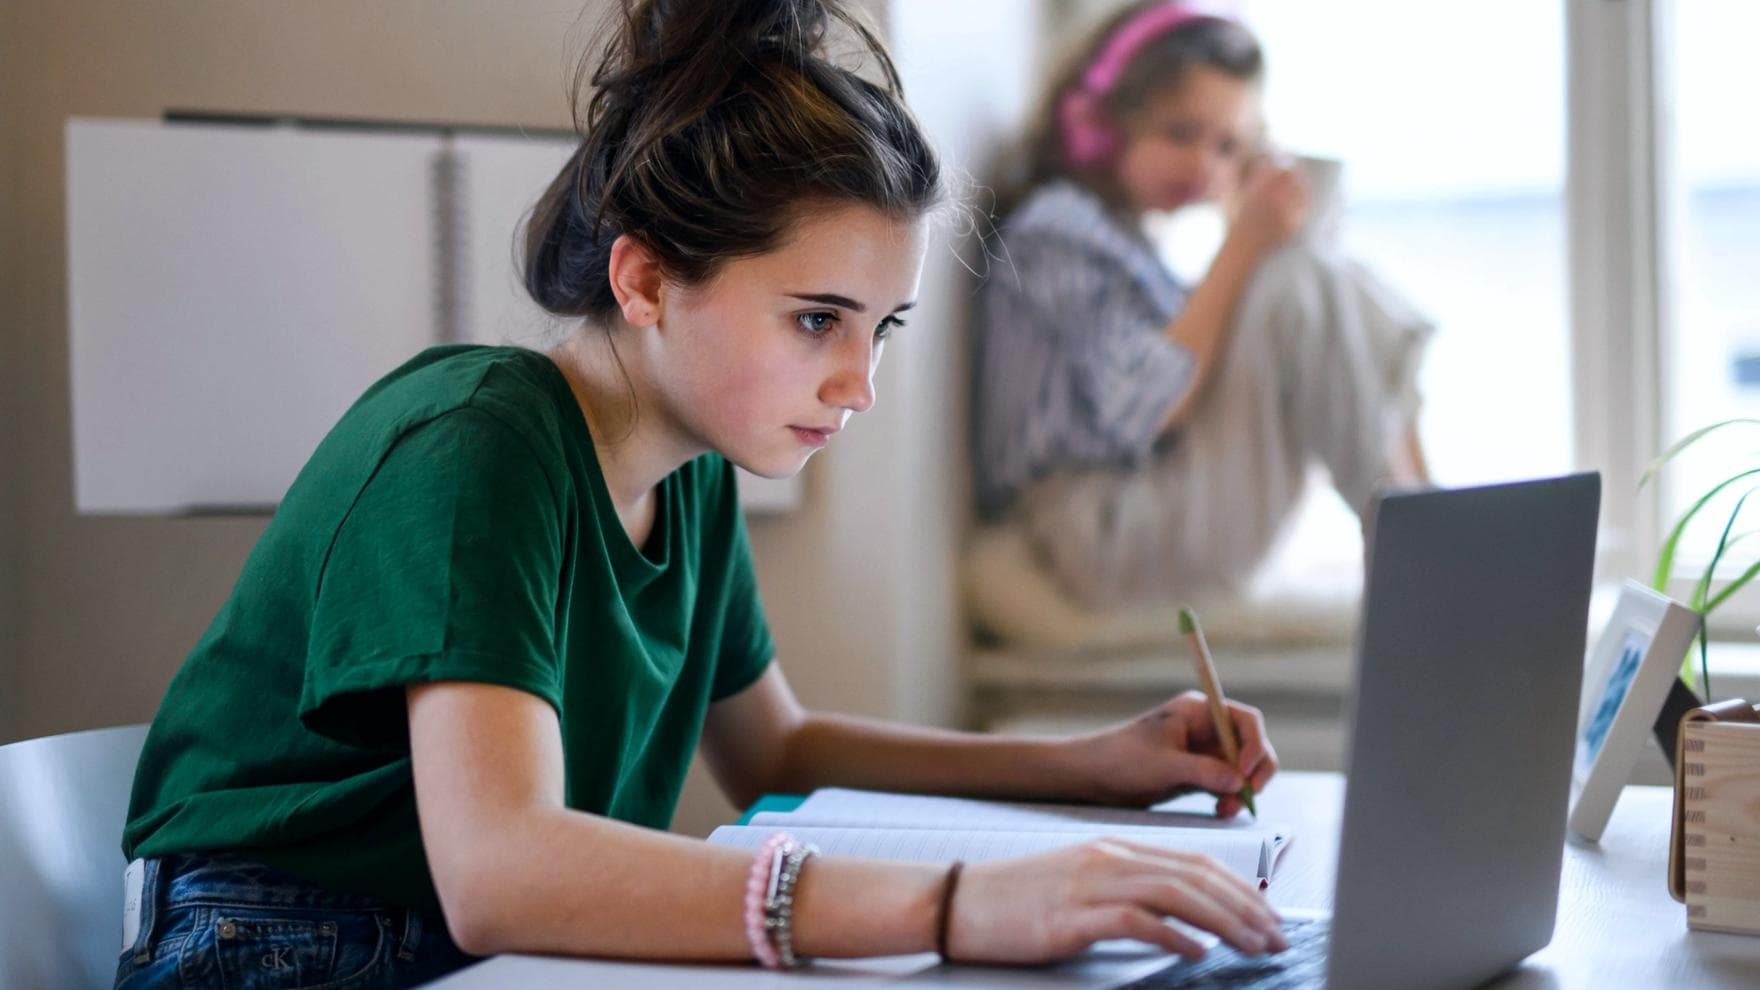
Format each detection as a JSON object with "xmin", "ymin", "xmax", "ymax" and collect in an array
[{"xmin": 424, "ymin": 772, "xmax": 1760, "ymax": 988}]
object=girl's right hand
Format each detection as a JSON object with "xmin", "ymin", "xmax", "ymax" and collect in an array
[
  {"xmin": 944, "ymin": 839, "xmax": 1288, "ymax": 964},
  {"xmin": 1228, "ymin": 159, "xmax": 1310, "ymax": 257}
]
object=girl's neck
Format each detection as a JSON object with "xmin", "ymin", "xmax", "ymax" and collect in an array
[
  {"xmin": 1071, "ymin": 172, "xmax": 1150, "ymax": 232},
  {"xmin": 547, "ymin": 330, "xmax": 701, "ymax": 518}
]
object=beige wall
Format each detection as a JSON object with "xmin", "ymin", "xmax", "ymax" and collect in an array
[
  {"xmin": 3, "ymin": 1, "xmax": 588, "ymax": 746},
  {"xmin": 1, "ymin": 0, "xmax": 1033, "ymax": 837},
  {"xmin": 2, "ymin": 0, "xmax": 21, "ymax": 736}
]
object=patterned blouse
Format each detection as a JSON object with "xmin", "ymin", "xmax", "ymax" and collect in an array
[{"xmin": 971, "ymin": 180, "xmax": 1194, "ymax": 517}]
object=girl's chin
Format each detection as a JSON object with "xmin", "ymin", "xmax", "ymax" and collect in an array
[
  {"xmin": 734, "ymin": 455, "xmax": 811, "ymax": 481},
  {"xmin": 1128, "ymin": 193, "xmax": 1198, "ymax": 215}
]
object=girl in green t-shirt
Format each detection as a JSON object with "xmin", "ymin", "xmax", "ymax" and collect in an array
[{"xmin": 118, "ymin": 2, "xmax": 1285, "ymax": 987}]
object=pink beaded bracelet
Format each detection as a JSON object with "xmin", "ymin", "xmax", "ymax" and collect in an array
[
  {"xmin": 743, "ymin": 831, "xmax": 820, "ymax": 969},
  {"xmin": 744, "ymin": 832, "xmax": 791, "ymax": 969}
]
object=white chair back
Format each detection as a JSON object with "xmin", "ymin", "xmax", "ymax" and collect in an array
[{"xmin": 0, "ymin": 724, "xmax": 149, "ymax": 990}]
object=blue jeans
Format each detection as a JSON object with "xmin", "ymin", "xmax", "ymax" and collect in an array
[{"xmin": 113, "ymin": 854, "xmax": 478, "ymax": 989}]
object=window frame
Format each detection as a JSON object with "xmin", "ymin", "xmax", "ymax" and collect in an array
[
  {"xmin": 1566, "ymin": 0, "xmax": 1670, "ymax": 588},
  {"xmin": 1569, "ymin": 0, "xmax": 1760, "ymax": 639}
]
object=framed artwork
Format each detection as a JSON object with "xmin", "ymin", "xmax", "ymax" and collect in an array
[{"xmin": 1568, "ymin": 579, "xmax": 1701, "ymax": 842}]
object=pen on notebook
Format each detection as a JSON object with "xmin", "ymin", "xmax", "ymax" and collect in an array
[{"xmin": 1178, "ymin": 606, "xmax": 1258, "ymax": 818}]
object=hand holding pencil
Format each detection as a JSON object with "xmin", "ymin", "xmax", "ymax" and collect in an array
[
  {"xmin": 1180, "ymin": 606, "xmax": 1259, "ymax": 817},
  {"xmin": 1061, "ymin": 618, "xmax": 1278, "ymax": 817}
]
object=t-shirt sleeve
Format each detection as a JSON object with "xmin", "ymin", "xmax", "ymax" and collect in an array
[
  {"xmin": 705, "ymin": 460, "xmax": 775, "ymax": 702},
  {"xmin": 301, "ymin": 409, "xmax": 566, "ymax": 747},
  {"xmin": 1002, "ymin": 233, "xmax": 1194, "ymax": 460}
]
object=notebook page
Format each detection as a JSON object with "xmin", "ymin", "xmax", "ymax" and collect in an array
[
  {"xmin": 756, "ymin": 787, "xmax": 1258, "ymax": 832},
  {"xmin": 707, "ymin": 825, "xmax": 1272, "ymax": 881}
]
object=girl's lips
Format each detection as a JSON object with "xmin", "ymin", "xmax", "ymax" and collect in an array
[
  {"xmin": 1164, "ymin": 186, "xmax": 1199, "ymax": 209},
  {"xmin": 790, "ymin": 426, "xmax": 831, "ymax": 448}
]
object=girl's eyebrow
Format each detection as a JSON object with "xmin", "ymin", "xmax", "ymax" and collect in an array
[{"xmin": 787, "ymin": 292, "xmax": 918, "ymax": 314}]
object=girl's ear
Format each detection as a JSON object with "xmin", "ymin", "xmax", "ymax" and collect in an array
[{"xmin": 607, "ymin": 233, "xmax": 664, "ymax": 328}]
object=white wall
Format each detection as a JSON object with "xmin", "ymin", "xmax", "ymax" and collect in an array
[{"xmin": 886, "ymin": 0, "xmax": 1040, "ymax": 723}]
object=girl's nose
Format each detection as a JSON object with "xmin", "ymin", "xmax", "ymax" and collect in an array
[
  {"xmin": 819, "ymin": 334, "xmax": 877, "ymax": 414},
  {"xmin": 1197, "ymin": 148, "xmax": 1229, "ymax": 192}
]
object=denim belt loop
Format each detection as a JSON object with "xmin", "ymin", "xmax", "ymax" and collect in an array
[
  {"xmin": 130, "ymin": 857, "xmax": 163, "ymax": 965},
  {"xmin": 396, "ymin": 909, "xmax": 421, "ymax": 962}
]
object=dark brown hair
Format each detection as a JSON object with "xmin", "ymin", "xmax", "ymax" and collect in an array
[
  {"xmin": 996, "ymin": 2, "xmax": 1262, "ymax": 216},
  {"xmin": 524, "ymin": 0, "xmax": 943, "ymax": 321}
]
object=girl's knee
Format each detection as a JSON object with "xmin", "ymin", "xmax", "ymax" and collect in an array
[{"xmin": 1230, "ymin": 242, "xmax": 1336, "ymax": 358}]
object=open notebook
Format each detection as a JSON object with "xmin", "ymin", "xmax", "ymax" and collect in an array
[{"xmin": 706, "ymin": 788, "xmax": 1291, "ymax": 884}]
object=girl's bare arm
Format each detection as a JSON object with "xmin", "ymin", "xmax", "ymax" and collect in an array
[
  {"xmin": 408, "ymin": 679, "xmax": 1282, "ymax": 963},
  {"xmin": 1156, "ymin": 161, "xmax": 1309, "ymax": 432},
  {"xmin": 408, "ymin": 680, "xmax": 948, "ymax": 959}
]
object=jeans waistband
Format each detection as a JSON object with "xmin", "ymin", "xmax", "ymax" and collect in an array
[
  {"xmin": 125, "ymin": 853, "xmax": 434, "ymax": 965},
  {"xmin": 152, "ymin": 853, "xmax": 392, "ymax": 912}
]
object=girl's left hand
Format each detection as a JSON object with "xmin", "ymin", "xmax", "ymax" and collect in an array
[
  {"xmin": 1061, "ymin": 692, "xmax": 1278, "ymax": 817},
  {"xmin": 1227, "ymin": 158, "xmax": 1309, "ymax": 256}
]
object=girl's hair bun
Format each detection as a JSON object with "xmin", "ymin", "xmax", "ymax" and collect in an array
[{"xmin": 524, "ymin": 0, "xmax": 937, "ymax": 320}]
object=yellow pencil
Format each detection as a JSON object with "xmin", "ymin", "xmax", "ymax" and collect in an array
[{"xmin": 1178, "ymin": 606, "xmax": 1257, "ymax": 817}]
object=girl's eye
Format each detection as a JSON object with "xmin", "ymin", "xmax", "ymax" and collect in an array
[
  {"xmin": 796, "ymin": 312, "xmax": 837, "ymax": 336},
  {"xmin": 1163, "ymin": 122, "xmax": 1201, "ymax": 145},
  {"xmin": 875, "ymin": 316, "xmax": 905, "ymax": 342}
]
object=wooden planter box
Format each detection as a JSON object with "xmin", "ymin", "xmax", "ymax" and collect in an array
[{"xmin": 1672, "ymin": 703, "xmax": 1760, "ymax": 935}]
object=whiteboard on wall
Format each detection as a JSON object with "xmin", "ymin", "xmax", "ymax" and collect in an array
[{"xmin": 65, "ymin": 117, "xmax": 800, "ymax": 515}]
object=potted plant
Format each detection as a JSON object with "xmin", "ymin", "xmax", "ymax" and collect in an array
[{"xmin": 1642, "ymin": 416, "xmax": 1760, "ymax": 697}]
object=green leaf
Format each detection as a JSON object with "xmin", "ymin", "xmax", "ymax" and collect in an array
[
  {"xmin": 1693, "ymin": 624, "xmax": 1711, "ymax": 696},
  {"xmin": 1702, "ymin": 555, "xmax": 1760, "ymax": 613},
  {"xmin": 1647, "ymin": 419, "xmax": 1760, "ymax": 696},
  {"xmin": 1680, "ymin": 489, "xmax": 1756, "ymax": 693},
  {"xmin": 1693, "ymin": 487, "xmax": 1757, "ymax": 611},
  {"xmin": 1640, "ymin": 418, "xmax": 1760, "ymax": 490},
  {"xmin": 1651, "ymin": 466, "xmax": 1760, "ymax": 591}
]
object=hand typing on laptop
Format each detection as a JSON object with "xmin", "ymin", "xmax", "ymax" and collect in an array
[{"xmin": 941, "ymin": 839, "xmax": 1290, "ymax": 964}]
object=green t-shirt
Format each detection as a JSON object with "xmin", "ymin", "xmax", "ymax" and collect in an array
[{"xmin": 122, "ymin": 345, "xmax": 775, "ymax": 914}]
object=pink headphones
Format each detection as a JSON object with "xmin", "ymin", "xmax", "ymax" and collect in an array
[{"xmin": 1059, "ymin": 3, "xmax": 1212, "ymax": 168}]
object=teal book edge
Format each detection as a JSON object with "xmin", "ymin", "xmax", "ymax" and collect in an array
[{"xmin": 736, "ymin": 794, "xmax": 805, "ymax": 825}]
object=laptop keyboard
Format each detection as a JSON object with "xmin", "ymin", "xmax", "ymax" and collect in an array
[{"xmin": 1115, "ymin": 917, "xmax": 1331, "ymax": 989}]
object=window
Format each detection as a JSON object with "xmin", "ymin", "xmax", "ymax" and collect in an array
[
  {"xmin": 1226, "ymin": 0, "xmax": 1572, "ymax": 589},
  {"xmin": 1655, "ymin": 1, "xmax": 1760, "ymax": 631}
]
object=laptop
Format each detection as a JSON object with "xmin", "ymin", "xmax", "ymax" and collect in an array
[{"xmin": 935, "ymin": 473, "xmax": 1601, "ymax": 990}]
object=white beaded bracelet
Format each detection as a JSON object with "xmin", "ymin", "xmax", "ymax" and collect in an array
[{"xmin": 764, "ymin": 839, "xmax": 819, "ymax": 968}]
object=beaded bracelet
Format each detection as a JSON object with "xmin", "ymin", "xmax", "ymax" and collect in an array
[
  {"xmin": 742, "ymin": 832, "xmax": 820, "ymax": 969},
  {"xmin": 743, "ymin": 832, "xmax": 790, "ymax": 968},
  {"xmin": 766, "ymin": 840, "xmax": 819, "ymax": 968}
]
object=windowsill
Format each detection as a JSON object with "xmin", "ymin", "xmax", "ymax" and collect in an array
[{"xmin": 1698, "ymin": 640, "xmax": 1760, "ymax": 705}]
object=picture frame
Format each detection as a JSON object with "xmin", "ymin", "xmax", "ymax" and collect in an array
[{"xmin": 1567, "ymin": 579, "xmax": 1701, "ymax": 842}]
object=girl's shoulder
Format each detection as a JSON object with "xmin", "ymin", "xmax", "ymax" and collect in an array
[
  {"xmin": 1000, "ymin": 180, "xmax": 1146, "ymax": 263},
  {"xmin": 314, "ymin": 345, "xmax": 581, "ymax": 496},
  {"xmin": 360, "ymin": 345, "xmax": 568, "ymax": 438},
  {"xmin": 371, "ymin": 344, "xmax": 554, "ymax": 402},
  {"xmin": 1008, "ymin": 179, "xmax": 1107, "ymax": 228}
]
